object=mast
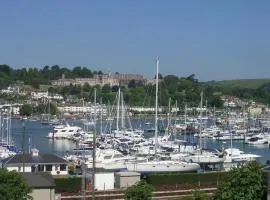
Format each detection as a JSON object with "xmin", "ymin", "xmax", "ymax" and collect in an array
[
  {"xmin": 108, "ymin": 101, "xmax": 112, "ymax": 134},
  {"xmin": 116, "ymin": 89, "xmax": 120, "ymax": 133},
  {"xmin": 92, "ymin": 88, "xmax": 97, "ymax": 200},
  {"xmin": 0, "ymin": 109, "xmax": 2, "ymax": 143},
  {"xmin": 121, "ymin": 92, "xmax": 125, "ymax": 130},
  {"xmin": 184, "ymin": 103, "xmax": 187, "ymax": 141},
  {"xmin": 205, "ymin": 99, "xmax": 207, "ymax": 117},
  {"xmin": 155, "ymin": 57, "xmax": 159, "ymax": 154},
  {"xmin": 243, "ymin": 105, "xmax": 246, "ymax": 142},
  {"xmin": 100, "ymin": 98, "xmax": 103, "ymax": 134},
  {"xmin": 22, "ymin": 119, "xmax": 26, "ymax": 173},
  {"xmin": 167, "ymin": 97, "xmax": 171, "ymax": 135},
  {"xmin": 199, "ymin": 91, "xmax": 203, "ymax": 151}
]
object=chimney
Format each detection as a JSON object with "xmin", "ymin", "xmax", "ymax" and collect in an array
[{"xmin": 31, "ymin": 148, "xmax": 39, "ymax": 157}]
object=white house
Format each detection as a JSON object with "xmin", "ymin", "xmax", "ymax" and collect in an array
[
  {"xmin": 31, "ymin": 92, "xmax": 49, "ymax": 99},
  {"xmin": 57, "ymin": 105, "xmax": 107, "ymax": 115},
  {"xmin": 2, "ymin": 148, "xmax": 68, "ymax": 176}
]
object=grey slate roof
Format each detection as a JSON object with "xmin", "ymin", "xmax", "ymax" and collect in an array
[
  {"xmin": 21, "ymin": 172, "xmax": 56, "ymax": 188},
  {"xmin": 2, "ymin": 153, "xmax": 68, "ymax": 166}
]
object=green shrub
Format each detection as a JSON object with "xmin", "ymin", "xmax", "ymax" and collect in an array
[
  {"xmin": 146, "ymin": 172, "xmax": 227, "ymax": 187},
  {"xmin": 124, "ymin": 180, "xmax": 154, "ymax": 200},
  {"xmin": 54, "ymin": 177, "xmax": 81, "ymax": 193}
]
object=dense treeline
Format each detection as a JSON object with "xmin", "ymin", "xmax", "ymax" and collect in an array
[
  {"xmin": 1, "ymin": 64, "xmax": 270, "ymax": 107},
  {"xmin": 0, "ymin": 64, "xmax": 103, "ymax": 88},
  {"xmin": 49, "ymin": 74, "xmax": 223, "ymax": 107}
]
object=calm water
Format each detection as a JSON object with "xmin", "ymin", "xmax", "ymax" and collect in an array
[{"xmin": 10, "ymin": 119, "xmax": 270, "ymax": 164}]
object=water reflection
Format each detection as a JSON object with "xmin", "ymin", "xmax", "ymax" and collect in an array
[{"xmin": 48, "ymin": 139, "xmax": 77, "ymax": 153}]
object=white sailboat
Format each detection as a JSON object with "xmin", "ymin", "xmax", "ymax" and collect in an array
[
  {"xmin": 126, "ymin": 58, "xmax": 200, "ymax": 173},
  {"xmin": 223, "ymin": 110, "xmax": 261, "ymax": 171},
  {"xmin": 185, "ymin": 92, "xmax": 226, "ymax": 165}
]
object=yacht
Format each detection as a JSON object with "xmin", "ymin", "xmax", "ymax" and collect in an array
[
  {"xmin": 185, "ymin": 148, "xmax": 225, "ymax": 164},
  {"xmin": 47, "ymin": 123, "xmax": 84, "ymax": 139},
  {"xmin": 85, "ymin": 148, "xmax": 146, "ymax": 170},
  {"xmin": 223, "ymin": 148, "xmax": 261, "ymax": 171},
  {"xmin": 126, "ymin": 160, "xmax": 200, "ymax": 173},
  {"xmin": 245, "ymin": 135, "xmax": 268, "ymax": 145}
]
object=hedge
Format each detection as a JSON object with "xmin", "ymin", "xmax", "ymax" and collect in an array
[
  {"xmin": 145, "ymin": 172, "xmax": 228, "ymax": 187},
  {"xmin": 54, "ymin": 176, "xmax": 82, "ymax": 193}
]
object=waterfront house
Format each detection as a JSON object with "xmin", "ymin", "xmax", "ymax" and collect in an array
[
  {"xmin": 2, "ymin": 148, "xmax": 68, "ymax": 175},
  {"xmin": 22, "ymin": 172, "xmax": 56, "ymax": 200}
]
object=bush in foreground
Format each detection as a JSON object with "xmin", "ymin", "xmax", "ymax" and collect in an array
[
  {"xmin": 124, "ymin": 180, "xmax": 154, "ymax": 200},
  {"xmin": 0, "ymin": 169, "xmax": 32, "ymax": 200},
  {"xmin": 213, "ymin": 162, "xmax": 266, "ymax": 200}
]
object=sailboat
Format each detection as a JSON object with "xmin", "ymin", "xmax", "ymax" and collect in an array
[
  {"xmin": 223, "ymin": 108, "xmax": 261, "ymax": 171},
  {"xmin": 185, "ymin": 92, "xmax": 226, "ymax": 165},
  {"xmin": 126, "ymin": 58, "xmax": 200, "ymax": 173}
]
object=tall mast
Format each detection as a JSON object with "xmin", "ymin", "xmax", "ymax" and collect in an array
[
  {"xmin": 92, "ymin": 88, "xmax": 97, "ymax": 200},
  {"xmin": 184, "ymin": 103, "xmax": 187, "ymax": 141},
  {"xmin": 100, "ymin": 98, "xmax": 103, "ymax": 134},
  {"xmin": 155, "ymin": 57, "xmax": 159, "ymax": 154},
  {"xmin": 205, "ymin": 99, "xmax": 207, "ymax": 117},
  {"xmin": 199, "ymin": 91, "xmax": 203, "ymax": 151},
  {"xmin": 121, "ymin": 92, "xmax": 125, "ymax": 130},
  {"xmin": 116, "ymin": 88, "xmax": 120, "ymax": 133},
  {"xmin": 167, "ymin": 97, "xmax": 171, "ymax": 133}
]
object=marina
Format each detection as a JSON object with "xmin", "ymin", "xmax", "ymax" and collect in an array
[{"xmin": 1, "ymin": 117, "xmax": 270, "ymax": 170}]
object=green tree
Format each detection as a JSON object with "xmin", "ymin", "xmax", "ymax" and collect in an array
[
  {"xmin": 19, "ymin": 104, "xmax": 33, "ymax": 116},
  {"xmin": 0, "ymin": 169, "xmax": 32, "ymax": 200},
  {"xmin": 213, "ymin": 162, "xmax": 266, "ymax": 200},
  {"xmin": 124, "ymin": 181, "xmax": 154, "ymax": 200}
]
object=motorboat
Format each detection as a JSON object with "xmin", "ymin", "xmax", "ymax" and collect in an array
[
  {"xmin": 47, "ymin": 123, "xmax": 85, "ymax": 139},
  {"xmin": 223, "ymin": 148, "xmax": 261, "ymax": 171},
  {"xmin": 126, "ymin": 160, "xmax": 200, "ymax": 173}
]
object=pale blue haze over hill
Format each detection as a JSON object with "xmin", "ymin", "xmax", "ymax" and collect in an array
[{"xmin": 0, "ymin": 0, "xmax": 270, "ymax": 81}]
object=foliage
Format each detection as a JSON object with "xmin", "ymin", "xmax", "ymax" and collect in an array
[
  {"xmin": 34, "ymin": 102, "xmax": 58, "ymax": 115},
  {"xmin": 0, "ymin": 64, "xmax": 103, "ymax": 88},
  {"xmin": 2, "ymin": 64, "xmax": 270, "ymax": 106},
  {"xmin": 54, "ymin": 177, "xmax": 81, "ymax": 193},
  {"xmin": 207, "ymin": 79, "xmax": 270, "ymax": 89},
  {"xmin": 19, "ymin": 104, "xmax": 33, "ymax": 116},
  {"xmin": 213, "ymin": 162, "xmax": 266, "ymax": 200},
  {"xmin": 0, "ymin": 169, "xmax": 32, "ymax": 200},
  {"xmin": 124, "ymin": 180, "xmax": 154, "ymax": 200},
  {"xmin": 146, "ymin": 172, "xmax": 227, "ymax": 187}
]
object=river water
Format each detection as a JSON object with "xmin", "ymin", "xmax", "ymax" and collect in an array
[{"xmin": 10, "ymin": 119, "xmax": 270, "ymax": 164}]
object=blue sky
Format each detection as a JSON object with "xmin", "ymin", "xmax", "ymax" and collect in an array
[{"xmin": 0, "ymin": 0, "xmax": 270, "ymax": 81}]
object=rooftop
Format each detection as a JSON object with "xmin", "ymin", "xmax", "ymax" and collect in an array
[
  {"xmin": 2, "ymin": 153, "xmax": 68, "ymax": 166},
  {"xmin": 21, "ymin": 172, "xmax": 56, "ymax": 189}
]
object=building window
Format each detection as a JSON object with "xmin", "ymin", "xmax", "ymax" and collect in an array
[
  {"xmin": 60, "ymin": 164, "xmax": 66, "ymax": 171},
  {"xmin": 38, "ymin": 165, "xmax": 44, "ymax": 171},
  {"xmin": 46, "ymin": 165, "xmax": 52, "ymax": 171},
  {"xmin": 18, "ymin": 166, "xmax": 21, "ymax": 172},
  {"xmin": 31, "ymin": 165, "xmax": 37, "ymax": 172}
]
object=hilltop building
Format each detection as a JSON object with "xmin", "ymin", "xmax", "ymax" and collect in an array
[{"xmin": 52, "ymin": 73, "xmax": 145, "ymax": 87}]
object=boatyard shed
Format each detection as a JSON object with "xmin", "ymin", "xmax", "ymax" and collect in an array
[
  {"xmin": 115, "ymin": 171, "xmax": 140, "ymax": 188},
  {"xmin": 83, "ymin": 168, "xmax": 115, "ymax": 190},
  {"xmin": 2, "ymin": 148, "xmax": 68, "ymax": 175},
  {"xmin": 22, "ymin": 172, "xmax": 55, "ymax": 200}
]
